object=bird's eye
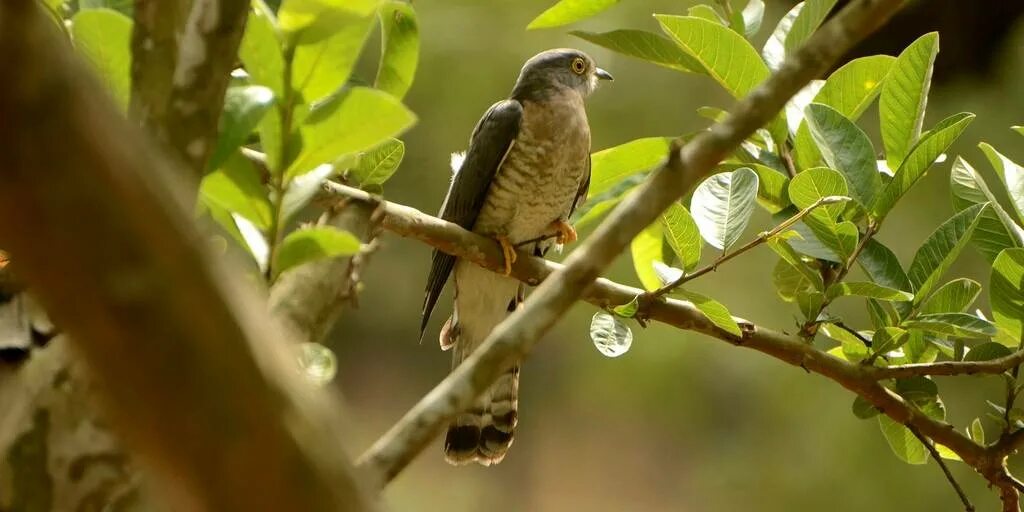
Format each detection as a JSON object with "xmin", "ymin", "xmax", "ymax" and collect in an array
[{"xmin": 570, "ymin": 57, "xmax": 586, "ymax": 75}]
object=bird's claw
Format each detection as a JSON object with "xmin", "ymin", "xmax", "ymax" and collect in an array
[
  {"xmin": 550, "ymin": 219, "xmax": 577, "ymax": 245},
  {"xmin": 497, "ymin": 236, "xmax": 516, "ymax": 276}
]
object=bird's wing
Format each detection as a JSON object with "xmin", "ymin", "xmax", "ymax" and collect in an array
[
  {"xmin": 420, "ymin": 99, "xmax": 523, "ymax": 339},
  {"xmin": 569, "ymin": 154, "xmax": 591, "ymax": 218}
]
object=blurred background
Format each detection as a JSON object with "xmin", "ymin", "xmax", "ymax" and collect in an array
[{"xmin": 334, "ymin": 1, "xmax": 1024, "ymax": 510}]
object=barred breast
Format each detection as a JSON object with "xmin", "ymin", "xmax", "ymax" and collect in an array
[{"xmin": 473, "ymin": 90, "xmax": 590, "ymax": 245}]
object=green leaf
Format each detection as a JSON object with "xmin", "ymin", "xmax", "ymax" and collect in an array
[
  {"xmin": 873, "ymin": 112, "xmax": 975, "ymax": 218},
  {"xmin": 719, "ymin": 163, "xmax": 791, "ymax": 213},
  {"xmin": 907, "ymin": 203, "xmax": 987, "ymax": 304},
  {"xmin": 921, "ymin": 278, "xmax": 982, "ymax": 315},
  {"xmin": 676, "ymin": 290, "xmax": 742, "ymax": 336},
  {"xmin": 772, "ymin": 258, "xmax": 818, "ymax": 302},
  {"xmin": 70, "ymin": 8, "xmax": 132, "ymax": 110},
  {"xmin": 589, "ymin": 137, "xmax": 671, "ymax": 198},
  {"xmin": 631, "ymin": 222, "xmax": 664, "ymax": 291},
  {"xmin": 691, "ymin": 168, "xmax": 759, "ymax": 250},
  {"xmin": 687, "ymin": 5, "xmax": 725, "ymax": 24},
  {"xmin": 969, "ymin": 418, "xmax": 985, "ymax": 446},
  {"xmin": 872, "ymin": 326, "xmax": 909, "ymax": 354},
  {"xmin": 570, "ymin": 30, "xmax": 701, "ymax": 73},
  {"xmin": 804, "ymin": 104, "xmax": 880, "ymax": 208},
  {"xmin": 951, "ymin": 157, "xmax": 1024, "ymax": 262},
  {"xmin": 964, "ymin": 342, "xmax": 1012, "ymax": 362},
  {"xmin": 822, "ymin": 323, "xmax": 871, "ymax": 362},
  {"xmin": 240, "ymin": 3, "xmax": 285, "ymax": 96},
  {"xmin": 200, "ymin": 151, "xmax": 274, "ymax": 230},
  {"xmin": 375, "ymin": 1, "xmax": 419, "ymax": 99},
  {"xmin": 991, "ymin": 248, "xmax": 1024, "ymax": 346},
  {"xmin": 903, "ymin": 313, "xmax": 999, "ymax": 338},
  {"xmin": 655, "ymin": 15, "xmax": 768, "ymax": 98},
  {"xmin": 762, "ymin": 0, "xmax": 838, "ymax": 70},
  {"xmin": 797, "ymin": 290, "xmax": 826, "ymax": 320},
  {"xmin": 787, "ymin": 167, "xmax": 848, "ymax": 219},
  {"xmin": 291, "ymin": 11, "xmax": 376, "ymax": 105},
  {"xmin": 275, "ymin": 226, "xmax": 362, "ymax": 277},
  {"xmin": 240, "ymin": 3, "xmax": 287, "ymax": 172},
  {"xmin": 281, "ymin": 163, "xmax": 335, "ymax": 223},
  {"xmin": 348, "ymin": 138, "xmax": 404, "ymax": 186},
  {"xmin": 741, "ymin": 0, "xmax": 765, "ymax": 38},
  {"xmin": 807, "ymin": 218, "xmax": 858, "ymax": 261},
  {"xmin": 852, "ymin": 396, "xmax": 879, "ymax": 419},
  {"xmin": 793, "ymin": 55, "xmax": 894, "ymax": 170},
  {"xmin": 527, "ymin": 0, "xmax": 618, "ymax": 30},
  {"xmin": 611, "ymin": 296, "xmax": 640, "ymax": 318},
  {"xmin": 209, "ymin": 86, "xmax": 276, "ymax": 171},
  {"xmin": 880, "ymin": 32, "xmax": 939, "ymax": 170},
  {"xmin": 894, "ymin": 376, "xmax": 938, "ymax": 404},
  {"xmin": 590, "ymin": 312, "xmax": 633, "ymax": 357},
  {"xmin": 769, "ymin": 238, "xmax": 824, "ymax": 291},
  {"xmin": 783, "ymin": 217, "xmax": 841, "ymax": 262},
  {"xmin": 826, "ymin": 282, "xmax": 913, "ymax": 302},
  {"xmin": 979, "ymin": 143, "xmax": 1024, "ymax": 224},
  {"xmin": 277, "ymin": 0, "xmax": 378, "ymax": 34},
  {"xmin": 660, "ymin": 203, "xmax": 702, "ymax": 272},
  {"xmin": 288, "ymin": 87, "xmax": 415, "ymax": 178},
  {"xmin": 858, "ymin": 239, "xmax": 912, "ymax": 294}
]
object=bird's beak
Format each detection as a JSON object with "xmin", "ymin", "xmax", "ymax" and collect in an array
[{"xmin": 595, "ymin": 67, "xmax": 614, "ymax": 81}]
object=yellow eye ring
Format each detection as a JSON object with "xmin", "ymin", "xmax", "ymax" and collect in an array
[{"xmin": 571, "ymin": 57, "xmax": 586, "ymax": 74}]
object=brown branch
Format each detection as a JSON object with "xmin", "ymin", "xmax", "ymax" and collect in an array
[
  {"xmin": 870, "ymin": 349, "xmax": 1024, "ymax": 379},
  {"xmin": 129, "ymin": 0, "xmax": 188, "ymax": 129},
  {"xmin": 320, "ymin": 182, "xmax": 990, "ymax": 489},
  {"xmin": 0, "ymin": 2, "xmax": 373, "ymax": 510},
  {"xmin": 354, "ymin": 0, "xmax": 909, "ymax": 484},
  {"xmin": 161, "ymin": 0, "xmax": 250, "ymax": 176}
]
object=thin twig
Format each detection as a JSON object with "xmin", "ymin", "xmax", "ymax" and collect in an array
[
  {"xmin": 908, "ymin": 424, "xmax": 975, "ymax": 511},
  {"xmin": 832, "ymin": 321, "xmax": 872, "ymax": 347},
  {"xmin": 649, "ymin": 195, "xmax": 849, "ymax": 298},
  {"xmin": 870, "ymin": 349, "xmax": 1024, "ymax": 380}
]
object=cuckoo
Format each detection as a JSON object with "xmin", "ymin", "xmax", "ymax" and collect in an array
[{"xmin": 420, "ymin": 49, "xmax": 612, "ymax": 466}]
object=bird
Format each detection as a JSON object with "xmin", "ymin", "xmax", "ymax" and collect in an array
[{"xmin": 420, "ymin": 48, "xmax": 612, "ymax": 466}]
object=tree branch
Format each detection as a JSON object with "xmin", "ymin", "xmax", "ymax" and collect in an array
[
  {"xmin": 321, "ymin": 180, "xmax": 991, "ymax": 491},
  {"xmin": 129, "ymin": 0, "xmax": 189, "ymax": 129},
  {"xmin": 161, "ymin": 0, "xmax": 250, "ymax": 176},
  {"xmin": 353, "ymin": 0, "xmax": 909, "ymax": 485},
  {"xmin": 0, "ymin": 2, "xmax": 374, "ymax": 509},
  {"xmin": 869, "ymin": 350, "xmax": 1024, "ymax": 379}
]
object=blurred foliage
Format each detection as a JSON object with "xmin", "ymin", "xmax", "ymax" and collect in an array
[{"xmin": 43, "ymin": 0, "xmax": 1024, "ymax": 509}]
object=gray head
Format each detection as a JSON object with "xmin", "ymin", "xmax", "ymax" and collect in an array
[{"xmin": 510, "ymin": 48, "xmax": 613, "ymax": 101}]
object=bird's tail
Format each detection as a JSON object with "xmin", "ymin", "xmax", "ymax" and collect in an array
[{"xmin": 441, "ymin": 261, "xmax": 521, "ymax": 466}]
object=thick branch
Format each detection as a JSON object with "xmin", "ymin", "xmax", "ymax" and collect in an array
[
  {"xmin": 355, "ymin": 0, "xmax": 908, "ymax": 484},
  {"xmin": 161, "ymin": 0, "xmax": 249, "ymax": 176},
  {"xmin": 321, "ymin": 183, "xmax": 988, "ymax": 487},
  {"xmin": 0, "ymin": 3, "xmax": 372, "ymax": 510},
  {"xmin": 129, "ymin": 0, "xmax": 188, "ymax": 128},
  {"xmin": 870, "ymin": 350, "xmax": 1024, "ymax": 379}
]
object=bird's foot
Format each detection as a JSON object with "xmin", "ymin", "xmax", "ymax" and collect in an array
[
  {"xmin": 496, "ymin": 235, "xmax": 516, "ymax": 276},
  {"xmin": 549, "ymin": 219, "xmax": 578, "ymax": 245}
]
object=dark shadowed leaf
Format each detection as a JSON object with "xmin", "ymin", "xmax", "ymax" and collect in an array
[
  {"xmin": 964, "ymin": 342, "xmax": 1012, "ymax": 362},
  {"xmin": 804, "ymin": 104, "xmax": 880, "ymax": 207},
  {"xmin": 209, "ymin": 86, "xmax": 276, "ymax": 171}
]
